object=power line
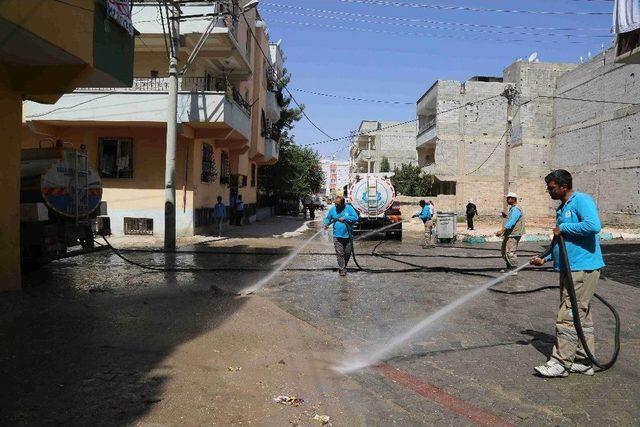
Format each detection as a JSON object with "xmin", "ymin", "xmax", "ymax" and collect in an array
[
  {"xmin": 265, "ymin": 19, "xmax": 603, "ymax": 45},
  {"xmin": 262, "ymin": 6, "xmax": 611, "ymax": 38},
  {"xmin": 26, "ymin": 94, "xmax": 114, "ymax": 118},
  {"xmin": 327, "ymin": 0, "xmax": 613, "ymax": 16},
  {"xmin": 290, "ymin": 88, "xmax": 415, "ymax": 105},
  {"xmin": 240, "ymin": 11, "xmax": 336, "ymax": 140},
  {"xmin": 265, "ymin": 3, "xmax": 610, "ymax": 32},
  {"xmin": 51, "ymin": 0, "xmax": 94, "ymax": 12}
]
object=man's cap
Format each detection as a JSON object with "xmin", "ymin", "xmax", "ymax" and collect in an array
[{"xmin": 505, "ymin": 192, "xmax": 519, "ymax": 199}]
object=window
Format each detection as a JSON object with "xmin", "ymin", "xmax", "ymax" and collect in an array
[
  {"xmin": 260, "ymin": 109, "xmax": 268, "ymax": 137},
  {"xmin": 201, "ymin": 143, "xmax": 217, "ymax": 183},
  {"xmin": 150, "ymin": 70, "xmax": 159, "ymax": 78},
  {"xmin": 250, "ymin": 163, "xmax": 256, "ymax": 187},
  {"xmin": 220, "ymin": 150, "xmax": 230, "ymax": 184},
  {"xmin": 99, "ymin": 138, "xmax": 133, "ymax": 179},
  {"xmin": 124, "ymin": 217, "xmax": 153, "ymax": 235},
  {"xmin": 245, "ymin": 28, "xmax": 252, "ymax": 60}
]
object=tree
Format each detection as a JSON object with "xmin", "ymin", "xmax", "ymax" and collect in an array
[
  {"xmin": 391, "ymin": 163, "xmax": 432, "ymax": 197},
  {"xmin": 258, "ymin": 68, "xmax": 325, "ymax": 204},
  {"xmin": 379, "ymin": 156, "xmax": 390, "ymax": 173}
]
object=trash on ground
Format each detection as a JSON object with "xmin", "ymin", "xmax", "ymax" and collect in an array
[
  {"xmin": 313, "ymin": 414, "xmax": 332, "ymax": 426},
  {"xmin": 227, "ymin": 366, "xmax": 242, "ymax": 372},
  {"xmin": 274, "ymin": 395, "xmax": 304, "ymax": 406}
]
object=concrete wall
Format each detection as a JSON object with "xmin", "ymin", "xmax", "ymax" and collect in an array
[
  {"xmin": 553, "ymin": 49, "xmax": 640, "ymax": 226},
  {"xmin": 351, "ymin": 121, "xmax": 417, "ymax": 173},
  {"xmin": 428, "ymin": 79, "xmax": 509, "ymax": 214},
  {"xmin": 504, "ymin": 61, "xmax": 576, "ymax": 218}
]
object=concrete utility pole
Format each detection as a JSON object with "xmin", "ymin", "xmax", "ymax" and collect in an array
[
  {"xmin": 501, "ymin": 85, "xmax": 518, "ymax": 212},
  {"xmin": 367, "ymin": 135, "xmax": 372, "ymax": 174},
  {"xmin": 164, "ymin": 1, "xmax": 180, "ymax": 250}
]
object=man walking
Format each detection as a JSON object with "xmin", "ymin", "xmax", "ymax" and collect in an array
[
  {"xmin": 495, "ymin": 192, "xmax": 525, "ymax": 273},
  {"xmin": 530, "ymin": 169, "xmax": 604, "ymax": 377},
  {"xmin": 466, "ymin": 200, "xmax": 478, "ymax": 230},
  {"xmin": 324, "ymin": 195, "xmax": 359, "ymax": 277},
  {"xmin": 235, "ymin": 195, "xmax": 245, "ymax": 226},
  {"xmin": 413, "ymin": 200, "xmax": 435, "ymax": 248},
  {"xmin": 213, "ymin": 196, "xmax": 226, "ymax": 237}
]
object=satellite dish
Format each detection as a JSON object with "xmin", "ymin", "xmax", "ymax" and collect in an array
[
  {"xmin": 580, "ymin": 56, "xmax": 584, "ymax": 63},
  {"xmin": 528, "ymin": 52, "xmax": 538, "ymax": 63},
  {"xmin": 588, "ymin": 51, "xmax": 592, "ymax": 59}
]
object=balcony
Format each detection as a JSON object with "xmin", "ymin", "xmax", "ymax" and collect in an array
[
  {"xmin": 25, "ymin": 77, "xmax": 252, "ymax": 140},
  {"xmin": 262, "ymin": 138, "xmax": 279, "ymax": 165},
  {"xmin": 265, "ymin": 91, "xmax": 281, "ymax": 121},
  {"xmin": 417, "ymin": 119, "xmax": 436, "ymax": 148}
]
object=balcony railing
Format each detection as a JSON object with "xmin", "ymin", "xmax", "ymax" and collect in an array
[
  {"xmin": 418, "ymin": 117, "xmax": 436, "ymax": 136},
  {"xmin": 77, "ymin": 77, "xmax": 252, "ymax": 116}
]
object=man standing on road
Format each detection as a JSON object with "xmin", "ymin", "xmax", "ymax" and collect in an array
[
  {"xmin": 495, "ymin": 192, "xmax": 525, "ymax": 273},
  {"xmin": 413, "ymin": 200, "xmax": 435, "ymax": 248},
  {"xmin": 466, "ymin": 200, "xmax": 478, "ymax": 230},
  {"xmin": 213, "ymin": 196, "xmax": 226, "ymax": 237},
  {"xmin": 324, "ymin": 195, "xmax": 359, "ymax": 277},
  {"xmin": 530, "ymin": 169, "xmax": 604, "ymax": 378},
  {"xmin": 235, "ymin": 195, "xmax": 245, "ymax": 226}
]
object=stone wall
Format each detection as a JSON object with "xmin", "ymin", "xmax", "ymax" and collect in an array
[{"xmin": 553, "ymin": 49, "xmax": 640, "ymax": 226}]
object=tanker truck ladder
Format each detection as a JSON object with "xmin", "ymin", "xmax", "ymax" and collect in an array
[
  {"xmin": 73, "ymin": 150, "xmax": 89, "ymax": 224},
  {"xmin": 367, "ymin": 176, "xmax": 378, "ymax": 217}
]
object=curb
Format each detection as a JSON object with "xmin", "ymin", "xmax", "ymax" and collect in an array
[{"xmin": 459, "ymin": 232, "xmax": 639, "ymax": 244}]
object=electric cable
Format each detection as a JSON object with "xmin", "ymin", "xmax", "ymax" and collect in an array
[
  {"xmin": 327, "ymin": 0, "xmax": 613, "ymax": 16},
  {"xmin": 290, "ymin": 87, "xmax": 415, "ymax": 106}
]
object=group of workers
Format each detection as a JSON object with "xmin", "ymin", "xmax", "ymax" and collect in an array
[{"xmin": 323, "ymin": 169, "xmax": 605, "ymax": 378}]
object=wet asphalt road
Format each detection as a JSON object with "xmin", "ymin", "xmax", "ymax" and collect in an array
[{"xmin": 2, "ymin": 221, "xmax": 640, "ymax": 426}]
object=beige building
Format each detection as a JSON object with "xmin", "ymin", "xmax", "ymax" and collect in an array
[
  {"xmin": 24, "ymin": 1, "xmax": 283, "ymax": 236},
  {"xmin": 350, "ymin": 120, "xmax": 417, "ymax": 175}
]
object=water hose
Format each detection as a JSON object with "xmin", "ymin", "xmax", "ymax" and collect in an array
[{"xmin": 555, "ymin": 234, "xmax": 620, "ymax": 371}]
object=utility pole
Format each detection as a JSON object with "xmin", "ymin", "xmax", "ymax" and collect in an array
[
  {"xmin": 367, "ymin": 135, "xmax": 372, "ymax": 174},
  {"xmin": 501, "ymin": 85, "xmax": 517, "ymax": 212},
  {"xmin": 164, "ymin": 1, "xmax": 180, "ymax": 250}
]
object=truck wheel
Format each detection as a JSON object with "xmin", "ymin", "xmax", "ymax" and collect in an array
[{"xmin": 395, "ymin": 231, "xmax": 402, "ymax": 241}]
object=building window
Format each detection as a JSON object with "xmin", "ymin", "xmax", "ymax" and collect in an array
[
  {"xmin": 220, "ymin": 150, "xmax": 230, "ymax": 184},
  {"xmin": 245, "ymin": 28, "xmax": 252, "ymax": 60},
  {"xmin": 250, "ymin": 163, "xmax": 256, "ymax": 187},
  {"xmin": 260, "ymin": 109, "xmax": 268, "ymax": 137},
  {"xmin": 99, "ymin": 138, "xmax": 133, "ymax": 179},
  {"xmin": 124, "ymin": 217, "xmax": 153, "ymax": 235},
  {"xmin": 201, "ymin": 143, "xmax": 217, "ymax": 183}
]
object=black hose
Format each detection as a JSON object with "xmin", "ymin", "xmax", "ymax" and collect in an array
[{"xmin": 557, "ymin": 235, "xmax": 620, "ymax": 371}]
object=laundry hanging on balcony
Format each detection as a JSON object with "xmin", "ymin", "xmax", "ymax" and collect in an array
[{"xmin": 614, "ymin": 0, "xmax": 640, "ymax": 33}]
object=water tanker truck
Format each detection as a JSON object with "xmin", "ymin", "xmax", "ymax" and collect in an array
[
  {"xmin": 20, "ymin": 142, "xmax": 107, "ymax": 266},
  {"xmin": 346, "ymin": 173, "xmax": 402, "ymax": 240}
]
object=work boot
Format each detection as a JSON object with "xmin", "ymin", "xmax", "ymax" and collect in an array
[
  {"xmin": 570, "ymin": 362, "xmax": 595, "ymax": 376},
  {"xmin": 534, "ymin": 359, "xmax": 569, "ymax": 377}
]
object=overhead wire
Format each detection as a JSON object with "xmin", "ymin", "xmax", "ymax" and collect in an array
[
  {"xmin": 290, "ymin": 87, "xmax": 415, "ymax": 105},
  {"xmin": 326, "ymin": 0, "xmax": 613, "ymax": 16}
]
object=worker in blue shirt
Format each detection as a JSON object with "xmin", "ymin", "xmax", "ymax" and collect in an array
[
  {"xmin": 324, "ymin": 195, "xmax": 359, "ymax": 277},
  {"xmin": 495, "ymin": 192, "xmax": 525, "ymax": 273},
  {"xmin": 531, "ymin": 169, "xmax": 605, "ymax": 378},
  {"xmin": 412, "ymin": 200, "xmax": 435, "ymax": 248}
]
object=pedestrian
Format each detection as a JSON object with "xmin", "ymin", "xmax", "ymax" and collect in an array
[
  {"xmin": 235, "ymin": 195, "xmax": 244, "ymax": 226},
  {"xmin": 324, "ymin": 195, "xmax": 359, "ymax": 277},
  {"xmin": 308, "ymin": 196, "xmax": 316, "ymax": 220},
  {"xmin": 229, "ymin": 193, "xmax": 237, "ymax": 225},
  {"xmin": 530, "ymin": 169, "xmax": 604, "ymax": 377},
  {"xmin": 302, "ymin": 194, "xmax": 312, "ymax": 219},
  {"xmin": 495, "ymin": 192, "xmax": 525, "ymax": 273},
  {"xmin": 466, "ymin": 200, "xmax": 478, "ymax": 230},
  {"xmin": 412, "ymin": 200, "xmax": 435, "ymax": 248},
  {"xmin": 213, "ymin": 196, "xmax": 226, "ymax": 237}
]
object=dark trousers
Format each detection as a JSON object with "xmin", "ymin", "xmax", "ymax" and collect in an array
[
  {"xmin": 235, "ymin": 210, "xmax": 244, "ymax": 226},
  {"xmin": 467, "ymin": 214, "xmax": 474, "ymax": 230},
  {"xmin": 333, "ymin": 237, "xmax": 352, "ymax": 273}
]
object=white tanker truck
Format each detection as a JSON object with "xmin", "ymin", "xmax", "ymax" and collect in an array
[
  {"xmin": 346, "ymin": 173, "xmax": 403, "ymax": 240},
  {"xmin": 20, "ymin": 142, "xmax": 107, "ymax": 266}
]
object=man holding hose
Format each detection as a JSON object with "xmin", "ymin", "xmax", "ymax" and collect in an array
[
  {"xmin": 324, "ymin": 195, "xmax": 359, "ymax": 277},
  {"xmin": 530, "ymin": 169, "xmax": 605, "ymax": 378}
]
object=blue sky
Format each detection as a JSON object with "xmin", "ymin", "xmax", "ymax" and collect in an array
[{"xmin": 259, "ymin": 0, "xmax": 615, "ymax": 159}]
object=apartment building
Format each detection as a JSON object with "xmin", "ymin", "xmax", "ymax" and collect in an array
[
  {"xmin": 320, "ymin": 158, "xmax": 350, "ymax": 197},
  {"xmin": 1, "ymin": 0, "xmax": 134, "ymax": 290},
  {"xmin": 349, "ymin": 120, "xmax": 417, "ymax": 174},
  {"xmin": 23, "ymin": 0, "xmax": 283, "ymax": 237},
  {"xmin": 416, "ymin": 77, "xmax": 508, "ymax": 212}
]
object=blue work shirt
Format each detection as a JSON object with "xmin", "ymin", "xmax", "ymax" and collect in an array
[
  {"xmin": 324, "ymin": 204, "xmax": 359, "ymax": 238},
  {"xmin": 213, "ymin": 203, "xmax": 226, "ymax": 219},
  {"xmin": 545, "ymin": 192, "xmax": 605, "ymax": 272},
  {"xmin": 504, "ymin": 206, "xmax": 522, "ymax": 230},
  {"xmin": 415, "ymin": 205, "xmax": 432, "ymax": 222}
]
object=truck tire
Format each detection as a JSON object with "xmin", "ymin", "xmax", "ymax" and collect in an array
[{"xmin": 395, "ymin": 230, "xmax": 402, "ymax": 241}]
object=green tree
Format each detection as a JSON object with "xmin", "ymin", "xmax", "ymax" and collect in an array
[
  {"xmin": 379, "ymin": 156, "xmax": 390, "ymax": 173},
  {"xmin": 391, "ymin": 163, "xmax": 432, "ymax": 196},
  {"xmin": 258, "ymin": 68, "xmax": 325, "ymax": 204}
]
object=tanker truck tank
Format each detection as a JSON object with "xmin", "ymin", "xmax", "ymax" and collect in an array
[
  {"xmin": 347, "ymin": 173, "xmax": 402, "ymax": 240},
  {"xmin": 20, "ymin": 144, "xmax": 106, "ymax": 266}
]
